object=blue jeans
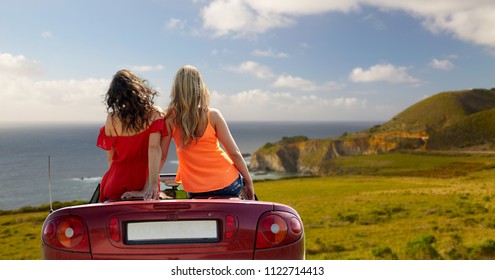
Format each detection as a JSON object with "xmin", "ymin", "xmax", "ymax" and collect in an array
[{"xmin": 188, "ymin": 174, "xmax": 244, "ymax": 198}]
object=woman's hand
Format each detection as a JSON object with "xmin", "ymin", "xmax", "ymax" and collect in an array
[
  {"xmin": 121, "ymin": 190, "xmax": 144, "ymax": 200},
  {"xmin": 143, "ymin": 182, "xmax": 159, "ymax": 201},
  {"xmin": 240, "ymin": 181, "xmax": 255, "ymax": 200},
  {"xmin": 121, "ymin": 179, "xmax": 159, "ymax": 201},
  {"xmin": 120, "ymin": 188, "xmax": 158, "ymax": 201}
]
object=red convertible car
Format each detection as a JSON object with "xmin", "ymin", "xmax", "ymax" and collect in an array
[{"xmin": 41, "ymin": 174, "xmax": 305, "ymax": 259}]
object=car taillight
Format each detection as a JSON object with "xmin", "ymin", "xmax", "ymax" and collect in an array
[
  {"xmin": 289, "ymin": 217, "xmax": 303, "ymax": 234},
  {"xmin": 256, "ymin": 211, "xmax": 303, "ymax": 249},
  {"xmin": 42, "ymin": 215, "xmax": 90, "ymax": 252},
  {"xmin": 224, "ymin": 215, "xmax": 237, "ymax": 240},
  {"xmin": 108, "ymin": 217, "xmax": 120, "ymax": 242}
]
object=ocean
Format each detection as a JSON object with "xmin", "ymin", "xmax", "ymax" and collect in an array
[{"xmin": 0, "ymin": 121, "xmax": 379, "ymax": 210}]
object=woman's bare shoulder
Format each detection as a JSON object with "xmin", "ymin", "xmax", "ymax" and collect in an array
[
  {"xmin": 209, "ymin": 108, "xmax": 224, "ymax": 120},
  {"xmin": 105, "ymin": 113, "xmax": 113, "ymax": 125},
  {"xmin": 161, "ymin": 109, "xmax": 174, "ymax": 126},
  {"xmin": 153, "ymin": 105, "xmax": 164, "ymax": 113},
  {"xmin": 150, "ymin": 106, "xmax": 164, "ymax": 121},
  {"xmin": 104, "ymin": 114, "xmax": 116, "ymax": 136},
  {"xmin": 209, "ymin": 108, "xmax": 228, "ymax": 129}
]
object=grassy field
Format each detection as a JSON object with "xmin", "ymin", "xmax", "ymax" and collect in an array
[
  {"xmin": 0, "ymin": 202, "xmax": 85, "ymax": 260},
  {"xmin": 3, "ymin": 151, "xmax": 495, "ymax": 260}
]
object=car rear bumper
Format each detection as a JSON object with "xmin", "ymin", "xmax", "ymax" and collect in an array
[
  {"xmin": 42, "ymin": 239, "xmax": 305, "ymax": 260},
  {"xmin": 91, "ymin": 251, "xmax": 253, "ymax": 260},
  {"xmin": 42, "ymin": 244, "xmax": 92, "ymax": 260},
  {"xmin": 254, "ymin": 235, "xmax": 305, "ymax": 260}
]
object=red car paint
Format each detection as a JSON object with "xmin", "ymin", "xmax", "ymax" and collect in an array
[{"xmin": 41, "ymin": 174, "xmax": 305, "ymax": 260}]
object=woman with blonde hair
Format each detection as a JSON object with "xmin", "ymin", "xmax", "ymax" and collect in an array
[
  {"xmin": 161, "ymin": 65, "xmax": 254, "ymax": 199},
  {"xmin": 97, "ymin": 69, "xmax": 167, "ymax": 202}
]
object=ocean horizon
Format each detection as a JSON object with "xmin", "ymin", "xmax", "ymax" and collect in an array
[{"xmin": 0, "ymin": 120, "xmax": 381, "ymax": 210}]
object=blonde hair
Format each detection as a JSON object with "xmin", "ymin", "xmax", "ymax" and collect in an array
[{"xmin": 166, "ymin": 65, "xmax": 210, "ymax": 148}]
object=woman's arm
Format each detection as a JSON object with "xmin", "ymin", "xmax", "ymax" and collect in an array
[
  {"xmin": 104, "ymin": 114, "xmax": 115, "ymax": 166},
  {"xmin": 144, "ymin": 131, "xmax": 162, "ymax": 200},
  {"xmin": 105, "ymin": 150, "xmax": 114, "ymax": 167},
  {"xmin": 160, "ymin": 117, "xmax": 174, "ymax": 170},
  {"xmin": 211, "ymin": 108, "xmax": 255, "ymax": 200},
  {"xmin": 143, "ymin": 110, "xmax": 164, "ymax": 200}
]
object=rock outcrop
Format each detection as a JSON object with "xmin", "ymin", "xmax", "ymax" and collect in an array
[{"xmin": 249, "ymin": 132, "xmax": 427, "ymax": 176}]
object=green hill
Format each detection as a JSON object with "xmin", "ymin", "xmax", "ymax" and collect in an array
[
  {"xmin": 372, "ymin": 88, "xmax": 495, "ymax": 150},
  {"xmin": 427, "ymin": 108, "xmax": 495, "ymax": 150}
]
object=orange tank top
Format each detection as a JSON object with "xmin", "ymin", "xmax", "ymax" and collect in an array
[{"xmin": 172, "ymin": 111, "xmax": 239, "ymax": 193}]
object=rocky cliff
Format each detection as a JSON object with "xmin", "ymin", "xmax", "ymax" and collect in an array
[{"xmin": 249, "ymin": 132, "xmax": 427, "ymax": 175}]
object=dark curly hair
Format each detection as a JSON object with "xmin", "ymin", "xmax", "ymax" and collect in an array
[{"xmin": 104, "ymin": 69, "xmax": 158, "ymax": 133}]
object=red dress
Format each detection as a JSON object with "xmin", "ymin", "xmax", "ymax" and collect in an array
[{"xmin": 96, "ymin": 119, "xmax": 167, "ymax": 202}]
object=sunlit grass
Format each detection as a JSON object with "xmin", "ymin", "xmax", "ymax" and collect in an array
[
  {"xmin": 0, "ymin": 212, "xmax": 46, "ymax": 260},
  {"xmin": 255, "ymin": 152, "xmax": 495, "ymax": 260}
]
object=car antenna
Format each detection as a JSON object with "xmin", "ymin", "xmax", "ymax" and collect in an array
[{"xmin": 48, "ymin": 155, "xmax": 54, "ymax": 213}]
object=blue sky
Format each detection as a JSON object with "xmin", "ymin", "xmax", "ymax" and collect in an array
[{"xmin": 1, "ymin": 0, "xmax": 495, "ymax": 123}]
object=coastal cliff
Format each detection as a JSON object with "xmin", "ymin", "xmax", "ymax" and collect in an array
[
  {"xmin": 249, "ymin": 88, "xmax": 495, "ymax": 175},
  {"xmin": 249, "ymin": 132, "xmax": 427, "ymax": 175}
]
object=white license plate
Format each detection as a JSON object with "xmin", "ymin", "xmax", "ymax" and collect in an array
[{"xmin": 126, "ymin": 220, "xmax": 219, "ymax": 244}]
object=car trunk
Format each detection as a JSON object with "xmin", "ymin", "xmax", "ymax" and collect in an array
[{"xmin": 70, "ymin": 199, "xmax": 274, "ymax": 260}]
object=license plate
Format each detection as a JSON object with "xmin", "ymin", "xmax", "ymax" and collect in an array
[{"xmin": 126, "ymin": 220, "xmax": 219, "ymax": 244}]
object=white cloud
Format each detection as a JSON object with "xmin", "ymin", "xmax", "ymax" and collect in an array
[
  {"xmin": 128, "ymin": 65, "xmax": 164, "ymax": 73},
  {"xmin": 201, "ymin": 0, "xmax": 296, "ymax": 37},
  {"xmin": 210, "ymin": 89, "xmax": 364, "ymax": 121},
  {"xmin": 228, "ymin": 61, "xmax": 343, "ymax": 91},
  {"xmin": 349, "ymin": 63, "xmax": 420, "ymax": 84},
  {"xmin": 165, "ymin": 18, "xmax": 186, "ymax": 29},
  {"xmin": 429, "ymin": 58, "xmax": 454, "ymax": 70},
  {"xmin": 41, "ymin": 31, "xmax": 53, "ymax": 38},
  {"xmin": 32, "ymin": 79, "xmax": 109, "ymax": 104},
  {"xmin": 366, "ymin": 0, "xmax": 495, "ymax": 48},
  {"xmin": 0, "ymin": 52, "xmax": 42, "ymax": 77},
  {"xmin": 211, "ymin": 48, "xmax": 232, "ymax": 56},
  {"xmin": 251, "ymin": 48, "xmax": 288, "ymax": 58},
  {"xmin": 246, "ymin": 0, "xmax": 359, "ymax": 15},
  {"xmin": 199, "ymin": 0, "xmax": 495, "ymax": 49},
  {"xmin": 272, "ymin": 75, "xmax": 316, "ymax": 90},
  {"xmin": 226, "ymin": 60, "xmax": 275, "ymax": 80},
  {"xmin": 272, "ymin": 75, "xmax": 343, "ymax": 92},
  {"xmin": 0, "ymin": 76, "xmax": 109, "ymax": 123},
  {"xmin": 0, "ymin": 52, "xmax": 166, "ymax": 122},
  {"xmin": 200, "ymin": 0, "xmax": 358, "ymax": 37},
  {"xmin": 362, "ymin": 13, "xmax": 387, "ymax": 31}
]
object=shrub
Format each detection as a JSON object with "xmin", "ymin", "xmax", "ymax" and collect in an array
[
  {"xmin": 262, "ymin": 142, "xmax": 276, "ymax": 149},
  {"xmin": 444, "ymin": 234, "xmax": 467, "ymax": 260},
  {"xmin": 372, "ymin": 246, "xmax": 398, "ymax": 260},
  {"xmin": 405, "ymin": 235, "xmax": 442, "ymax": 260},
  {"xmin": 468, "ymin": 240, "xmax": 495, "ymax": 260},
  {"xmin": 336, "ymin": 212, "xmax": 358, "ymax": 223},
  {"xmin": 0, "ymin": 200, "xmax": 87, "ymax": 216},
  {"xmin": 307, "ymin": 238, "xmax": 347, "ymax": 255},
  {"xmin": 280, "ymin": 136, "xmax": 309, "ymax": 144},
  {"xmin": 484, "ymin": 218, "xmax": 495, "ymax": 229}
]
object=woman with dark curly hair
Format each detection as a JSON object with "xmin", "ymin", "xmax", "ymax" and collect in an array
[{"xmin": 97, "ymin": 69, "xmax": 167, "ymax": 202}]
